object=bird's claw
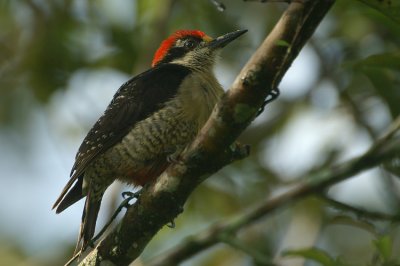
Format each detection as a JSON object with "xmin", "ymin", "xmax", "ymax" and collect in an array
[
  {"xmin": 120, "ymin": 190, "xmax": 142, "ymax": 209},
  {"xmin": 122, "ymin": 190, "xmax": 142, "ymax": 200},
  {"xmin": 167, "ymin": 220, "xmax": 176, "ymax": 228},
  {"xmin": 256, "ymin": 87, "xmax": 280, "ymax": 117},
  {"xmin": 167, "ymin": 153, "xmax": 180, "ymax": 163},
  {"xmin": 265, "ymin": 87, "xmax": 280, "ymax": 105}
]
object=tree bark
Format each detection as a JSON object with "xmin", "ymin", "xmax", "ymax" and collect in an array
[{"xmin": 78, "ymin": 1, "xmax": 336, "ymax": 265}]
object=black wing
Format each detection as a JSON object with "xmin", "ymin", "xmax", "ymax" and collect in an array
[{"xmin": 53, "ymin": 64, "xmax": 191, "ymax": 209}]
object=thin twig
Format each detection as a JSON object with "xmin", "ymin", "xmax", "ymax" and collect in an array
[
  {"xmin": 64, "ymin": 251, "xmax": 81, "ymax": 266},
  {"xmin": 321, "ymin": 195, "xmax": 400, "ymax": 221}
]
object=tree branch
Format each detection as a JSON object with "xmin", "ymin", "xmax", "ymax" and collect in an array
[
  {"xmin": 78, "ymin": 1, "xmax": 335, "ymax": 265},
  {"xmin": 321, "ymin": 195, "xmax": 400, "ymax": 222},
  {"xmin": 148, "ymin": 117, "xmax": 400, "ymax": 266}
]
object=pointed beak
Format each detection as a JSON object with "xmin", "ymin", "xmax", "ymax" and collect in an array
[{"xmin": 207, "ymin": 29, "xmax": 248, "ymax": 50}]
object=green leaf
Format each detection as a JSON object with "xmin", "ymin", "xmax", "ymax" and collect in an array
[
  {"xmin": 361, "ymin": 68, "xmax": 400, "ymax": 116},
  {"xmin": 275, "ymin": 39, "xmax": 291, "ymax": 47},
  {"xmin": 353, "ymin": 53, "xmax": 400, "ymax": 117},
  {"xmin": 358, "ymin": 0, "xmax": 400, "ymax": 24},
  {"xmin": 355, "ymin": 52, "xmax": 400, "ymax": 70},
  {"xmin": 283, "ymin": 248, "xmax": 336, "ymax": 266},
  {"xmin": 373, "ymin": 235, "xmax": 392, "ymax": 261}
]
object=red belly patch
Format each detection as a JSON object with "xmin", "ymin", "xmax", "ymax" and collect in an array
[{"xmin": 124, "ymin": 159, "xmax": 169, "ymax": 186}]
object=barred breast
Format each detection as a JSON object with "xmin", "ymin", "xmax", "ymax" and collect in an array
[
  {"xmin": 85, "ymin": 70, "xmax": 224, "ymax": 187},
  {"xmin": 89, "ymin": 103, "xmax": 195, "ymax": 186}
]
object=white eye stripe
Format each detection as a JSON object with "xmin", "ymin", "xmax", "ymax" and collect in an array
[
  {"xmin": 175, "ymin": 39, "xmax": 184, "ymax": 47},
  {"xmin": 175, "ymin": 39, "xmax": 198, "ymax": 48}
]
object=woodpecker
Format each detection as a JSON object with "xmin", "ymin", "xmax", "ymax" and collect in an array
[{"xmin": 53, "ymin": 29, "xmax": 247, "ymax": 253}]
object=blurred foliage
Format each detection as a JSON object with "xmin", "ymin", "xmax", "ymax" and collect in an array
[
  {"xmin": 1, "ymin": 0, "xmax": 400, "ymax": 265},
  {"xmin": 358, "ymin": 0, "xmax": 400, "ymax": 23},
  {"xmin": 284, "ymin": 233, "xmax": 400, "ymax": 266},
  {"xmin": 283, "ymin": 247, "xmax": 348, "ymax": 266}
]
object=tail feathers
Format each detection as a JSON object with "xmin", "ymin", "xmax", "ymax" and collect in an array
[
  {"xmin": 54, "ymin": 176, "xmax": 85, "ymax": 214},
  {"xmin": 74, "ymin": 191, "xmax": 102, "ymax": 255}
]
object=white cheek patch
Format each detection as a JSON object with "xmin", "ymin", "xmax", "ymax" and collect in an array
[{"xmin": 170, "ymin": 50, "xmax": 196, "ymax": 65}]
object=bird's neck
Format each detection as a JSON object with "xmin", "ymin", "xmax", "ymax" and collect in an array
[{"xmin": 176, "ymin": 68, "xmax": 224, "ymax": 130}]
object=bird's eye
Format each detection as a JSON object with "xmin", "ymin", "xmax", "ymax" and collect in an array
[{"xmin": 184, "ymin": 40, "xmax": 196, "ymax": 49}]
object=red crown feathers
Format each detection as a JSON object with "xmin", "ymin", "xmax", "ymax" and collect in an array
[{"xmin": 152, "ymin": 30, "xmax": 207, "ymax": 67}]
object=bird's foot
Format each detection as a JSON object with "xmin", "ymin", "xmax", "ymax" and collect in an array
[
  {"xmin": 256, "ymin": 87, "xmax": 280, "ymax": 117},
  {"xmin": 88, "ymin": 190, "xmax": 142, "ymax": 248},
  {"xmin": 122, "ymin": 190, "xmax": 142, "ymax": 201}
]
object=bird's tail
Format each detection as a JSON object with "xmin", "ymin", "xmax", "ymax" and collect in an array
[
  {"xmin": 53, "ymin": 176, "xmax": 85, "ymax": 214},
  {"xmin": 74, "ymin": 190, "xmax": 102, "ymax": 255}
]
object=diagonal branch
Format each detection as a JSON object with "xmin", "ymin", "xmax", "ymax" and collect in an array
[
  {"xmin": 78, "ymin": 1, "xmax": 335, "ymax": 265},
  {"xmin": 148, "ymin": 118, "xmax": 400, "ymax": 266}
]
